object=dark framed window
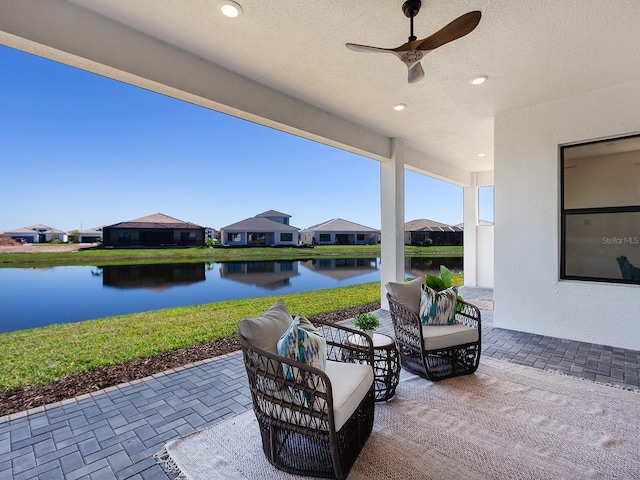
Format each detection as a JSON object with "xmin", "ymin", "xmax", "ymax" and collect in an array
[
  {"xmin": 280, "ymin": 232, "xmax": 293, "ymax": 242},
  {"xmin": 248, "ymin": 233, "xmax": 266, "ymax": 245},
  {"xmin": 319, "ymin": 233, "xmax": 330, "ymax": 242},
  {"xmin": 357, "ymin": 234, "xmax": 365, "ymax": 241},
  {"xmin": 561, "ymin": 134, "xmax": 640, "ymax": 284},
  {"xmin": 117, "ymin": 231, "xmax": 131, "ymax": 244},
  {"xmin": 227, "ymin": 232, "xmax": 241, "ymax": 242},
  {"xmin": 180, "ymin": 231, "xmax": 196, "ymax": 242}
]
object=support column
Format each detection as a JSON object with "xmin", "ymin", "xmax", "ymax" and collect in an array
[
  {"xmin": 463, "ymin": 174, "xmax": 479, "ymax": 286},
  {"xmin": 380, "ymin": 139, "xmax": 405, "ymax": 309}
]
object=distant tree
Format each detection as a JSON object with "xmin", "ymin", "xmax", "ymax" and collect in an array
[{"xmin": 205, "ymin": 237, "xmax": 220, "ymax": 248}]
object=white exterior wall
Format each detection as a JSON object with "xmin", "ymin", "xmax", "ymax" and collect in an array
[
  {"xmin": 301, "ymin": 231, "xmax": 376, "ymax": 245},
  {"xmin": 300, "ymin": 232, "xmax": 312, "ymax": 245},
  {"xmin": 274, "ymin": 231, "xmax": 298, "ymax": 246},
  {"xmin": 463, "ymin": 175, "xmax": 495, "ymax": 289},
  {"xmin": 46, "ymin": 232, "xmax": 68, "ymax": 242},
  {"xmin": 222, "ymin": 230, "xmax": 297, "ymax": 246},
  {"xmin": 477, "ymin": 225, "xmax": 494, "ymax": 288},
  {"xmin": 494, "ymin": 81, "xmax": 640, "ymax": 350}
]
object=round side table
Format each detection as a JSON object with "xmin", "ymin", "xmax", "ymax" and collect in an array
[{"xmin": 369, "ymin": 333, "xmax": 400, "ymax": 401}]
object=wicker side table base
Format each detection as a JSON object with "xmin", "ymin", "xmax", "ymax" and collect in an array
[
  {"xmin": 346, "ymin": 333, "xmax": 401, "ymax": 401},
  {"xmin": 371, "ymin": 333, "xmax": 401, "ymax": 401}
]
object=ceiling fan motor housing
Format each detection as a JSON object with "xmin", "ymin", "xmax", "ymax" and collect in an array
[
  {"xmin": 402, "ymin": 0, "xmax": 422, "ymax": 18},
  {"xmin": 401, "ymin": 51, "xmax": 423, "ymax": 64}
]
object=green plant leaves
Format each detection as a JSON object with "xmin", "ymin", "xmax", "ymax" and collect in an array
[
  {"xmin": 439, "ymin": 265, "xmax": 453, "ymax": 288},
  {"xmin": 353, "ymin": 313, "xmax": 380, "ymax": 330},
  {"xmin": 425, "ymin": 265, "xmax": 454, "ymax": 292},
  {"xmin": 425, "ymin": 275, "xmax": 447, "ymax": 291}
]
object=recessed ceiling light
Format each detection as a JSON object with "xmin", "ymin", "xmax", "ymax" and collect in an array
[
  {"xmin": 470, "ymin": 75, "xmax": 488, "ymax": 85},
  {"xmin": 393, "ymin": 103, "xmax": 406, "ymax": 111},
  {"xmin": 219, "ymin": 1, "xmax": 243, "ymax": 17},
  {"xmin": 477, "ymin": 153, "xmax": 487, "ymax": 157}
]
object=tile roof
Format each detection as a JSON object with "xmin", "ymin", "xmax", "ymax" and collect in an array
[
  {"xmin": 222, "ymin": 217, "xmax": 299, "ymax": 231},
  {"xmin": 405, "ymin": 219, "xmax": 462, "ymax": 232},
  {"xmin": 4, "ymin": 227, "xmax": 39, "ymax": 234},
  {"xmin": 105, "ymin": 213, "xmax": 204, "ymax": 229},
  {"xmin": 301, "ymin": 218, "xmax": 379, "ymax": 233},
  {"xmin": 26, "ymin": 224, "xmax": 52, "ymax": 230},
  {"xmin": 78, "ymin": 226, "xmax": 103, "ymax": 234},
  {"xmin": 255, "ymin": 210, "xmax": 291, "ymax": 218},
  {"xmin": 7, "ymin": 225, "xmax": 67, "ymax": 234}
]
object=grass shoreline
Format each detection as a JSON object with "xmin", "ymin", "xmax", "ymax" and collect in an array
[
  {"xmin": 1, "ymin": 274, "xmax": 464, "ymax": 393},
  {"xmin": 0, "ymin": 245, "xmax": 463, "ymax": 393},
  {"xmin": 0, "ymin": 282, "xmax": 383, "ymax": 392},
  {"xmin": 0, "ymin": 244, "xmax": 463, "ymax": 267}
]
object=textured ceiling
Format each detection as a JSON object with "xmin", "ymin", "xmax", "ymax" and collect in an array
[{"xmin": 30, "ymin": 1, "xmax": 640, "ymax": 173}]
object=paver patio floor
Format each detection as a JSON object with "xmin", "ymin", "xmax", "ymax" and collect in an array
[{"xmin": 1, "ymin": 288, "xmax": 638, "ymax": 479}]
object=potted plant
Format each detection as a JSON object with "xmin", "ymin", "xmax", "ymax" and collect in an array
[
  {"xmin": 425, "ymin": 265, "xmax": 464, "ymax": 311},
  {"xmin": 353, "ymin": 312, "xmax": 380, "ymax": 338}
]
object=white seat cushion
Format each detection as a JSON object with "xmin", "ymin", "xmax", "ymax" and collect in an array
[
  {"xmin": 325, "ymin": 360, "xmax": 374, "ymax": 431},
  {"xmin": 254, "ymin": 361, "xmax": 373, "ymax": 432},
  {"xmin": 422, "ymin": 324, "xmax": 479, "ymax": 351}
]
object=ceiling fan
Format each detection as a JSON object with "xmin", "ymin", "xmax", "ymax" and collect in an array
[{"xmin": 346, "ymin": 1, "xmax": 481, "ymax": 84}]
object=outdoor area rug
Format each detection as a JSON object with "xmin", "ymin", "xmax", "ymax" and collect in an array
[{"xmin": 156, "ymin": 357, "xmax": 639, "ymax": 479}]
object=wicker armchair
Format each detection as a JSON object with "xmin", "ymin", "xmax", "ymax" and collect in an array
[
  {"xmin": 386, "ymin": 278, "xmax": 481, "ymax": 381},
  {"xmin": 238, "ymin": 301, "xmax": 375, "ymax": 480}
]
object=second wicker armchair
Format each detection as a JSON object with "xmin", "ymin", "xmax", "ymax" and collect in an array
[{"xmin": 386, "ymin": 277, "xmax": 482, "ymax": 381}]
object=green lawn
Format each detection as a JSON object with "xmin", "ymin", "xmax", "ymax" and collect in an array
[
  {"xmin": 0, "ymin": 282, "xmax": 382, "ymax": 392},
  {"xmin": 0, "ymin": 274, "xmax": 464, "ymax": 392},
  {"xmin": 0, "ymin": 245, "xmax": 464, "ymax": 393}
]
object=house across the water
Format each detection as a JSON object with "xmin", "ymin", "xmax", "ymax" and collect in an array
[
  {"xmin": 102, "ymin": 213, "xmax": 205, "ymax": 247},
  {"xmin": 220, "ymin": 210, "xmax": 299, "ymax": 247},
  {"xmin": 300, "ymin": 218, "xmax": 379, "ymax": 246}
]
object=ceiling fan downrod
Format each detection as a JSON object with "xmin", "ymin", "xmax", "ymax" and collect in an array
[{"xmin": 402, "ymin": 0, "xmax": 422, "ymax": 42}]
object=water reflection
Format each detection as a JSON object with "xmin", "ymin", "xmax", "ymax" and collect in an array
[
  {"xmin": 99, "ymin": 257, "xmax": 458, "ymax": 291},
  {"xmin": 0, "ymin": 256, "xmax": 463, "ymax": 333},
  {"xmin": 404, "ymin": 257, "xmax": 463, "ymax": 278},
  {"xmin": 219, "ymin": 261, "xmax": 299, "ymax": 290},
  {"xmin": 301, "ymin": 258, "xmax": 379, "ymax": 281},
  {"xmin": 102, "ymin": 263, "xmax": 206, "ymax": 290}
]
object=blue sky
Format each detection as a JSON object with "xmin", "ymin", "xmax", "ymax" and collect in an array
[{"xmin": 0, "ymin": 45, "xmax": 493, "ymax": 233}]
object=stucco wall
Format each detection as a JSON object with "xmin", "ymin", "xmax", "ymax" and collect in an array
[
  {"xmin": 494, "ymin": 81, "xmax": 640, "ymax": 350},
  {"xmin": 477, "ymin": 225, "xmax": 494, "ymax": 288}
]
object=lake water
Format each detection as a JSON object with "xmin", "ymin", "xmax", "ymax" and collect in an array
[{"xmin": 0, "ymin": 257, "xmax": 462, "ymax": 333}]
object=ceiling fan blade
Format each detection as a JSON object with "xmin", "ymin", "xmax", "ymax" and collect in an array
[
  {"xmin": 408, "ymin": 62, "xmax": 425, "ymax": 83},
  {"xmin": 345, "ymin": 43, "xmax": 394, "ymax": 54},
  {"xmin": 416, "ymin": 10, "xmax": 481, "ymax": 51}
]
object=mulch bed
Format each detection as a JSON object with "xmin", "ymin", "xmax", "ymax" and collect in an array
[{"xmin": 0, "ymin": 303, "xmax": 380, "ymax": 417}]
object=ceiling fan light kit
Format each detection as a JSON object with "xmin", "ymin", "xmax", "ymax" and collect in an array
[{"xmin": 346, "ymin": 1, "xmax": 481, "ymax": 84}]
